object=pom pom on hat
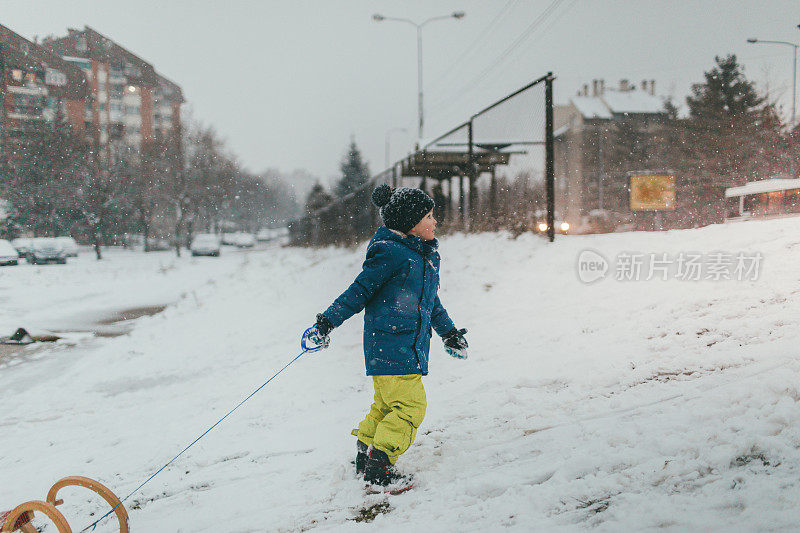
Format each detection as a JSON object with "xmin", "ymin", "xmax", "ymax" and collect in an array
[{"xmin": 372, "ymin": 184, "xmax": 393, "ymax": 208}]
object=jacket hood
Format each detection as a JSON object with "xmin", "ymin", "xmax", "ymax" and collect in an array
[{"xmin": 373, "ymin": 225, "xmax": 438, "ymax": 256}]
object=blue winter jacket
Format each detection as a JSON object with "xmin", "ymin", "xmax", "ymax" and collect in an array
[{"xmin": 322, "ymin": 225, "xmax": 456, "ymax": 376}]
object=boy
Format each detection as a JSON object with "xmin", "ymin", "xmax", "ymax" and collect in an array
[{"xmin": 303, "ymin": 184, "xmax": 468, "ymax": 487}]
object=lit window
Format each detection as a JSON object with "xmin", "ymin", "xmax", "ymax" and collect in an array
[{"xmin": 11, "ymin": 69, "xmax": 23, "ymax": 81}]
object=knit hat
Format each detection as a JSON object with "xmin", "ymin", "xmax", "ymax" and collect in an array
[{"xmin": 372, "ymin": 184, "xmax": 435, "ymax": 234}]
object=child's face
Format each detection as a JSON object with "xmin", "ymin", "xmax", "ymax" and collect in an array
[{"xmin": 408, "ymin": 210, "xmax": 437, "ymax": 241}]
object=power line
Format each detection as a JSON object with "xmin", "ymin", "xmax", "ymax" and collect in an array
[
  {"xmin": 427, "ymin": 0, "xmax": 567, "ymax": 116},
  {"xmin": 427, "ymin": 0, "xmax": 521, "ymax": 93},
  {"xmin": 430, "ymin": 0, "xmax": 566, "ymax": 113}
]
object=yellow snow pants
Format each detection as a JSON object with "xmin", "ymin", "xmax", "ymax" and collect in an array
[{"xmin": 353, "ymin": 374, "xmax": 427, "ymax": 465}]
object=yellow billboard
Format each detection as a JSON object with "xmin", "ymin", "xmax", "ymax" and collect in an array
[{"xmin": 630, "ymin": 174, "xmax": 676, "ymax": 211}]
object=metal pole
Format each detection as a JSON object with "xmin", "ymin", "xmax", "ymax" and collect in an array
[
  {"xmin": 793, "ymin": 45, "xmax": 797, "ymax": 125},
  {"xmin": 448, "ymin": 175, "xmax": 453, "ymax": 222},
  {"xmin": 490, "ymin": 166, "xmax": 497, "ymax": 222},
  {"xmin": 417, "ymin": 26, "xmax": 424, "ymax": 140},
  {"xmin": 746, "ymin": 39, "xmax": 798, "ymax": 125},
  {"xmin": 545, "ymin": 72, "xmax": 555, "ymax": 243},
  {"xmin": 459, "ymin": 175, "xmax": 465, "ymax": 226},
  {"xmin": 598, "ymin": 126, "xmax": 605, "ymax": 211},
  {"xmin": 385, "ymin": 127, "xmax": 406, "ymax": 170},
  {"xmin": 467, "ymin": 120, "xmax": 474, "ymax": 229},
  {"xmin": 373, "ymin": 13, "xmax": 464, "ymax": 143}
]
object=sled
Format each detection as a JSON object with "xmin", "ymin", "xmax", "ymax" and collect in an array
[{"xmin": 0, "ymin": 476, "xmax": 128, "ymax": 532}]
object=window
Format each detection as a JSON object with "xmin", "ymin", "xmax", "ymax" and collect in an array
[
  {"xmin": 45, "ymin": 68, "xmax": 68, "ymax": 87},
  {"xmin": 76, "ymin": 37, "xmax": 88, "ymax": 52},
  {"xmin": 124, "ymin": 63, "xmax": 142, "ymax": 77},
  {"xmin": 787, "ymin": 189, "xmax": 800, "ymax": 214},
  {"xmin": 11, "ymin": 69, "xmax": 23, "ymax": 82},
  {"xmin": 742, "ymin": 195, "xmax": 756, "ymax": 216},
  {"xmin": 726, "ymin": 197, "xmax": 741, "ymax": 219}
]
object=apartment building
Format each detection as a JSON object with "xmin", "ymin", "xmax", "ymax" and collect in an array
[
  {"xmin": 0, "ymin": 25, "xmax": 90, "ymax": 143},
  {"xmin": 553, "ymin": 79, "xmax": 669, "ymax": 229},
  {"xmin": 0, "ymin": 25, "xmax": 90, "ymax": 200},
  {"xmin": 42, "ymin": 26, "xmax": 184, "ymax": 161}
]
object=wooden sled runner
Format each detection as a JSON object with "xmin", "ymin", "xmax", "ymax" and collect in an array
[{"xmin": 0, "ymin": 476, "xmax": 128, "ymax": 532}]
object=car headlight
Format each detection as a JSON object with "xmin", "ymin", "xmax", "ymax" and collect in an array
[
  {"xmin": 538, "ymin": 223, "xmax": 548, "ymax": 232},
  {"xmin": 560, "ymin": 222, "xmax": 570, "ymax": 232}
]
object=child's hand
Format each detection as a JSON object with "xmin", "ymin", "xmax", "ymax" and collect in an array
[
  {"xmin": 301, "ymin": 314, "xmax": 334, "ymax": 352},
  {"xmin": 314, "ymin": 313, "xmax": 334, "ymax": 337},
  {"xmin": 443, "ymin": 328, "xmax": 468, "ymax": 360}
]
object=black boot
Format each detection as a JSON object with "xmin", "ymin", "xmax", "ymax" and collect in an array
[
  {"xmin": 355, "ymin": 440, "xmax": 368, "ymax": 477},
  {"xmin": 364, "ymin": 447, "xmax": 408, "ymax": 486}
]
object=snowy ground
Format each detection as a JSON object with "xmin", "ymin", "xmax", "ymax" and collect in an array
[{"xmin": 1, "ymin": 218, "xmax": 800, "ymax": 532}]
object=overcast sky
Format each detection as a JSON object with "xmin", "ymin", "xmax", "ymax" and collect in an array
[{"xmin": 2, "ymin": 1, "xmax": 799, "ymax": 183}]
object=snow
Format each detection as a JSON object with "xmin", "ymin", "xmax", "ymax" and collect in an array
[
  {"xmin": 601, "ymin": 90, "xmax": 666, "ymax": 115},
  {"xmin": 725, "ymin": 177, "xmax": 800, "ymax": 197},
  {"xmin": 2, "ymin": 218, "xmax": 800, "ymax": 531},
  {"xmin": 571, "ymin": 91, "xmax": 666, "ymax": 120},
  {"xmin": 571, "ymin": 96, "xmax": 613, "ymax": 119}
]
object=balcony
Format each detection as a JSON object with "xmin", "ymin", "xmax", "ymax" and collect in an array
[{"xmin": 7, "ymin": 85, "xmax": 48, "ymax": 96}]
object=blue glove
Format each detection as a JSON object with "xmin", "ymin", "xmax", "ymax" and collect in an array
[
  {"xmin": 442, "ymin": 327, "xmax": 468, "ymax": 359},
  {"xmin": 301, "ymin": 314, "xmax": 333, "ymax": 352}
]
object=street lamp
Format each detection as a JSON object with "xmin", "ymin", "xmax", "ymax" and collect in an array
[
  {"xmin": 385, "ymin": 127, "xmax": 407, "ymax": 169},
  {"xmin": 373, "ymin": 11, "xmax": 466, "ymax": 141},
  {"xmin": 747, "ymin": 37, "xmax": 798, "ymax": 125}
]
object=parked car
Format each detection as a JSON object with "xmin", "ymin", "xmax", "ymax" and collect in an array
[
  {"xmin": 191, "ymin": 233, "xmax": 222, "ymax": 257},
  {"xmin": 255, "ymin": 229, "xmax": 273, "ymax": 242},
  {"xmin": 27, "ymin": 238, "xmax": 67, "ymax": 265},
  {"xmin": 11, "ymin": 238, "xmax": 32, "ymax": 256},
  {"xmin": 55, "ymin": 236, "xmax": 79, "ymax": 257},
  {"xmin": 220, "ymin": 233, "xmax": 237, "ymax": 246},
  {"xmin": 234, "ymin": 232, "xmax": 255, "ymax": 248},
  {"xmin": 0, "ymin": 239, "xmax": 19, "ymax": 266},
  {"xmin": 221, "ymin": 232, "xmax": 255, "ymax": 248},
  {"xmin": 146, "ymin": 237, "xmax": 172, "ymax": 251}
]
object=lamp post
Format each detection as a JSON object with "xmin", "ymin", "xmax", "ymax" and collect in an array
[
  {"xmin": 747, "ymin": 37, "xmax": 798, "ymax": 125},
  {"xmin": 373, "ymin": 11, "xmax": 465, "ymax": 141},
  {"xmin": 385, "ymin": 127, "xmax": 407, "ymax": 169}
]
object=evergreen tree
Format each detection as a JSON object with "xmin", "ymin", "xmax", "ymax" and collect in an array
[
  {"xmin": 686, "ymin": 55, "xmax": 766, "ymax": 119},
  {"xmin": 303, "ymin": 183, "xmax": 336, "ymax": 244},
  {"xmin": 305, "ymin": 183, "xmax": 333, "ymax": 215},
  {"xmin": 331, "ymin": 139, "xmax": 374, "ymax": 244},
  {"xmin": 335, "ymin": 139, "xmax": 370, "ymax": 198},
  {"xmin": 664, "ymin": 54, "xmax": 792, "ymax": 226}
]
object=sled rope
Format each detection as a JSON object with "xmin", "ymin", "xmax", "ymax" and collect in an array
[{"xmin": 79, "ymin": 349, "xmax": 308, "ymax": 532}]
